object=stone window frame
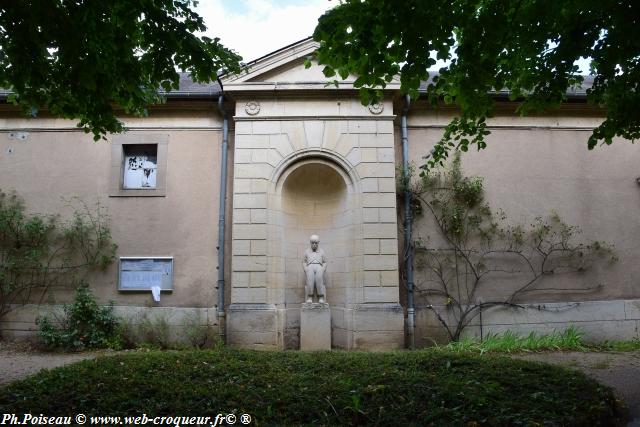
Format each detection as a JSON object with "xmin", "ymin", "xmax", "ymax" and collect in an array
[{"xmin": 110, "ymin": 134, "xmax": 169, "ymax": 197}]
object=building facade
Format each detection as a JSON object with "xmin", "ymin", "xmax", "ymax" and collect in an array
[{"xmin": 1, "ymin": 39, "xmax": 639, "ymax": 349}]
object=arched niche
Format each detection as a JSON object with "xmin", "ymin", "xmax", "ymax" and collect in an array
[{"xmin": 268, "ymin": 156, "xmax": 363, "ymax": 349}]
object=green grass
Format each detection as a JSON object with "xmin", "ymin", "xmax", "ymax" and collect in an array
[
  {"xmin": 0, "ymin": 349, "xmax": 624, "ymax": 426},
  {"xmin": 596, "ymin": 338, "xmax": 640, "ymax": 351},
  {"xmin": 433, "ymin": 327, "xmax": 640, "ymax": 354},
  {"xmin": 436, "ymin": 327, "xmax": 588, "ymax": 354}
]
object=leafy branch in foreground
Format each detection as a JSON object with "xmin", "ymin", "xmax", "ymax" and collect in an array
[
  {"xmin": 312, "ymin": 0, "xmax": 640, "ymax": 170},
  {"xmin": 406, "ymin": 154, "xmax": 617, "ymax": 341},
  {"xmin": 0, "ymin": 191, "xmax": 117, "ymax": 325},
  {"xmin": 0, "ymin": 1, "xmax": 242, "ymax": 140}
]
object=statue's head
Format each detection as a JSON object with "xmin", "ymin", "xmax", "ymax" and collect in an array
[{"xmin": 310, "ymin": 234, "xmax": 320, "ymax": 251}]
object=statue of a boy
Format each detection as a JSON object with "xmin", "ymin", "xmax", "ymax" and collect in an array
[{"xmin": 302, "ymin": 234, "xmax": 327, "ymax": 303}]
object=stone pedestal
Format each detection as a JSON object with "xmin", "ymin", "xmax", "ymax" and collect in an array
[{"xmin": 300, "ymin": 302, "xmax": 331, "ymax": 350}]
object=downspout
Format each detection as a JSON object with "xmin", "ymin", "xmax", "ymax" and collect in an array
[
  {"xmin": 401, "ymin": 94, "xmax": 415, "ymax": 349},
  {"xmin": 216, "ymin": 77, "xmax": 229, "ymax": 343}
]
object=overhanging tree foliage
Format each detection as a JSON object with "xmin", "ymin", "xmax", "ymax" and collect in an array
[
  {"xmin": 312, "ymin": 0, "xmax": 640, "ymax": 169},
  {"xmin": 0, "ymin": 1, "xmax": 242, "ymax": 140}
]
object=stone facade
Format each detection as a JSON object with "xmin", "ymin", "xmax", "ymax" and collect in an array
[{"xmin": 223, "ymin": 40, "xmax": 403, "ymax": 349}]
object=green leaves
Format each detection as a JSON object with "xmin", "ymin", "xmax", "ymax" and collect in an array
[
  {"xmin": 0, "ymin": 1, "xmax": 242, "ymax": 140},
  {"xmin": 322, "ymin": 66, "xmax": 336, "ymax": 78},
  {"xmin": 412, "ymin": 154, "xmax": 617, "ymax": 341},
  {"xmin": 0, "ymin": 349, "xmax": 623, "ymax": 425},
  {"xmin": 313, "ymin": 0, "xmax": 640, "ymax": 168},
  {"xmin": 0, "ymin": 191, "xmax": 117, "ymax": 322},
  {"xmin": 37, "ymin": 283, "xmax": 121, "ymax": 351}
]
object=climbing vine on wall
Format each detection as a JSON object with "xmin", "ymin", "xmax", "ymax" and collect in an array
[
  {"xmin": 0, "ymin": 191, "xmax": 117, "ymax": 327},
  {"xmin": 402, "ymin": 154, "xmax": 617, "ymax": 342}
]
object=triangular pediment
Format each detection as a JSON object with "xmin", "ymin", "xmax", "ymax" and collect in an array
[
  {"xmin": 222, "ymin": 38, "xmax": 348, "ymax": 86},
  {"xmin": 221, "ymin": 37, "xmax": 400, "ymax": 92},
  {"xmin": 244, "ymin": 56, "xmax": 332, "ymax": 83},
  {"xmin": 222, "ymin": 38, "xmax": 362, "ymax": 89}
]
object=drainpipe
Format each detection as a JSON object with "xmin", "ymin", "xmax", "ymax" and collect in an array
[
  {"xmin": 216, "ymin": 77, "xmax": 229, "ymax": 343},
  {"xmin": 401, "ymin": 94, "xmax": 415, "ymax": 349}
]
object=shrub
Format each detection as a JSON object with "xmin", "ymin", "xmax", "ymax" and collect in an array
[
  {"xmin": 36, "ymin": 283, "xmax": 122, "ymax": 350},
  {"xmin": 0, "ymin": 349, "xmax": 626, "ymax": 426}
]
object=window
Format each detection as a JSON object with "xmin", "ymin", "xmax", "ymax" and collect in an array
[
  {"xmin": 123, "ymin": 145, "xmax": 158, "ymax": 189},
  {"xmin": 110, "ymin": 134, "xmax": 168, "ymax": 197}
]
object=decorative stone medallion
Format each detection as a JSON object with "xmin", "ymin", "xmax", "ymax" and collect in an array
[
  {"xmin": 368, "ymin": 103, "xmax": 384, "ymax": 115},
  {"xmin": 245, "ymin": 101, "xmax": 261, "ymax": 116}
]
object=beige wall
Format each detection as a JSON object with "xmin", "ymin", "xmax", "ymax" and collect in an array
[
  {"xmin": 403, "ymin": 103, "xmax": 640, "ymax": 344},
  {"xmin": 3, "ymin": 91, "xmax": 639, "ymax": 346},
  {"xmin": 0, "ymin": 105, "xmax": 230, "ymax": 336}
]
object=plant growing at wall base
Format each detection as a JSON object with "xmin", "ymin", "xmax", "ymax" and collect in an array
[
  {"xmin": 36, "ymin": 282, "xmax": 121, "ymax": 350},
  {"xmin": 118, "ymin": 311, "xmax": 219, "ymax": 350},
  {"xmin": 0, "ymin": 191, "xmax": 117, "ymax": 327},
  {"xmin": 435, "ymin": 326, "xmax": 587, "ymax": 354},
  {"xmin": 408, "ymin": 154, "xmax": 617, "ymax": 341}
]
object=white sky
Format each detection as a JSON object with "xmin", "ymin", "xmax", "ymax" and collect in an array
[{"xmin": 195, "ymin": 0, "xmax": 334, "ymax": 62}]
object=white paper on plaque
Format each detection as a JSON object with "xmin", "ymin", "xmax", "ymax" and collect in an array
[{"xmin": 151, "ymin": 286, "xmax": 161, "ymax": 302}]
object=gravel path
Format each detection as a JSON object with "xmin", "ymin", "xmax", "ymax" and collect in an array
[
  {"xmin": 0, "ymin": 343, "xmax": 638, "ymax": 425},
  {"xmin": 0, "ymin": 342, "xmax": 99, "ymax": 385},
  {"xmin": 513, "ymin": 350, "xmax": 640, "ymax": 427}
]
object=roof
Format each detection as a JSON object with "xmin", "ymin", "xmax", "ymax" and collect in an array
[
  {"xmin": 0, "ymin": 72, "xmax": 221, "ymax": 100},
  {"xmin": 0, "ymin": 71, "xmax": 593, "ymax": 101},
  {"xmin": 161, "ymin": 73, "xmax": 221, "ymax": 97},
  {"xmin": 419, "ymin": 75, "xmax": 593, "ymax": 98}
]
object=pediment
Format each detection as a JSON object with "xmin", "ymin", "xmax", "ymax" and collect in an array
[
  {"xmin": 221, "ymin": 37, "xmax": 400, "ymax": 93},
  {"xmin": 244, "ymin": 56, "xmax": 335, "ymax": 83},
  {"xmin": 221, "ymin": 38, "xmax": 361, "ymax": 89}
]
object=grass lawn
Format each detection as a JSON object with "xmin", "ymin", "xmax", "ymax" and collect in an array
[{"xmin": 0, "ymin": 348, "xmax": 625, "ymax": 426}]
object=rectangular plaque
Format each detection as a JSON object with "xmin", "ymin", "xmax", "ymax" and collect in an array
[{"xmin": 118, "ymin": 257, "xmax": 173, "ymax": 292}]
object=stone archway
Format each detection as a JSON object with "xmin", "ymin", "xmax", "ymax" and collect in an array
[
  {"xmin": 281, "ymin": 162, "xmax": 348, "ymax": 306},
  {"xmin": 227, "ymin": 112, "xmax": 403, "ymax": 351},
  {"xmin": 270, "ymin": 157, "xmax": 361, "ymax": 348}
]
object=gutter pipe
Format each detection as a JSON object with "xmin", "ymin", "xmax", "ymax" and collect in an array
[
  {"xmin": 216, "ymin": 77, "xmax": 229, "ymax": 343},
  {"xmin": 401, "ymin": 94, "xmax": 415, "ymax": 349}
]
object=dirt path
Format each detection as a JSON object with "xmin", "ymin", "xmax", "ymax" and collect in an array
[
  {"xmin": 0, "ymin": 344, "xmax": 638, "ymax": 425},
  {"xmin": 513, "ymin": 350, "xmax": 640, "ymax": 426},
  {"xmin": 0, "ymin": 342, "xmax": 99, "ymax": 385}
]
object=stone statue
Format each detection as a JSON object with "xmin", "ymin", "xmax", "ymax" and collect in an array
[{"xmin": 302, "ymin": 234, "xmax": 327, "ymax": 303}]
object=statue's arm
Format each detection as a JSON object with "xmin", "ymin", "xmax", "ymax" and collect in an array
[
  {"xmin": 321, "ymin": 250, "xmax": 327, "ymax": 271},
  {"xmin": 302, "ymin": 251, "xmax": 308, "ymax": 272}
]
